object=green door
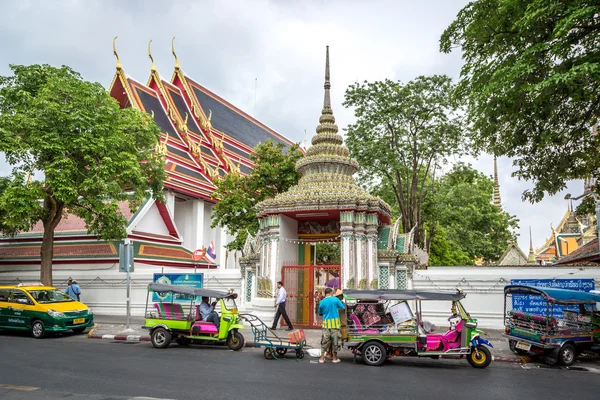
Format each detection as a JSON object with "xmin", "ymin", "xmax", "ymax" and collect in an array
[
  {"xmin": 5, "ymin": 290, "xmax": 33, "ymax": 329},
  {"xmin": 0, "ymin": 289, "xmax": 10, "ymax": 327}
]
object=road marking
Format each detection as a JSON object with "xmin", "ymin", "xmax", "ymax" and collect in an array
[
  {"xmin": 102, "ymin": 334, "xmax": 115, "ymax": 340},
  {"xmin": 0, "ymin": 384, "xmax": 39, "ymax": 391},
  {"xmin": 131, "ymin": 397, "xmax": 175, "ymax": 400},
  {"xmin": 126, "ymin": 335, "xmax": 141, "ymax": 340}
]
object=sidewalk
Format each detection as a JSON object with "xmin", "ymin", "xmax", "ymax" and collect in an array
[{"xmin": 88, "ymin": 315, "xmax": 525, "ymax": 363}]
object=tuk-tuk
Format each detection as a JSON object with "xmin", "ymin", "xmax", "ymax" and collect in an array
[
  {"xmin": 504, "ymin": 285, "xmax": 600, "ymax": 366},
  {"xmin": 343, "ymin": 289, "xmax": 493, "ymax": 368},
  {"xmin": 142, "ymin": 283, "xmax": 245, "ymax": 350}
]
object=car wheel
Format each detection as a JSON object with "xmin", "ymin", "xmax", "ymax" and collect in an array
[
  {"xmin": 227, "ymin": 330, "xmax": 245, "ymax": 351},
  {"xmin": 559, "ymin": 343, "xmax": 576, "ymax": 366},
  {"xmin": 151, "ymin": 328, "xmax": 172, "ymax": 349},
  {"xmin": 362, "ymin": 341, "xmax": 386, "ymax": 366},
  {"xmin": 468, "ymin": 345, "xmax": 492, "ymax": 368},
  {"xmin": 72, "ymin": 327, "xmax": 86, "ymax": 334},
  {"xmin": 31, "ymin": 320, "xmax": 45, "ymax": 339}
]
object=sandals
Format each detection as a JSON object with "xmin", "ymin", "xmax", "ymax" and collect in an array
[
  {"xmin": 332, "ymin": 359, "xmax": 341, "ymax": 363},
  {"xmin": 318, "ymin": 359, "xmax": 325, "ymax": 364}
]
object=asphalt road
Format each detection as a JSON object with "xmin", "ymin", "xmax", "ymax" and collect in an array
[{"xmin": 1, "ymin": 330, "xmax": 600, "ymax": 400}]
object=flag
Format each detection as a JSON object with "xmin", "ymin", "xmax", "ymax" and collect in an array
[{"xmin": 204, "ymin": 241, "xmax": 216, "ymax": 263}]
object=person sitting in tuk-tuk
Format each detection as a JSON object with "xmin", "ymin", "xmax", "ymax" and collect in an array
[{"xmin": 200, "ymin": 297, "xmax": 220, "ymax": 329}]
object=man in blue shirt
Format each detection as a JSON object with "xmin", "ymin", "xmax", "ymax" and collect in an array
[
  {"xmin": 318, "ymin": 287, "xmax": 345, "ymax": 364},
  {"xmin": 200, "ymin": 297, "xmax": 220, "ymax": 330},
  {"xmin": 271, "ymin": 281, "xmax": 293, "ymax": 331},
  {"xmin": 65, "ymin": 279, "xmax": 81, "ymax": 301}
]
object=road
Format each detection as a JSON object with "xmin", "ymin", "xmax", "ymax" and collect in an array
[{"xmin": 1, "ymin": 330, "xmax": 599, "ymax": 400}]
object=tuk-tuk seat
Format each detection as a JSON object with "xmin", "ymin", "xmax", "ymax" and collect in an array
[
  {"xmin": 348, "ymin": 314, "xmax": 378, "ymax": 334},
  {"xmin": 154, "ymin": 302, "xmax": 186, "ymax": 320},
  {"xmin": 191, "ymin": 321, "xmax": 219, "ymax": 334}
]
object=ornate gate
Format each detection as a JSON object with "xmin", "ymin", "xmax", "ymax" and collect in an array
[{"xmin": 282, "ymin": 265, "xmax": 341, "ymax": 328}]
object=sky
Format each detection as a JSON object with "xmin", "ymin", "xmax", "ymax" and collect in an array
[{"xmin": 0, "ymin": 0, "xmax": 585, "ymax": 255}]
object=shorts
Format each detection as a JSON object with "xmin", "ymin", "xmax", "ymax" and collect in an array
[{"xmin": 321, "ymin": 328, "xmax": 341, "ymax": 353}]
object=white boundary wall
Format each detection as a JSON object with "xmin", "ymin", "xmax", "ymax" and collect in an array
[{"xmin": 413, "ymin": 266, "xmax": 600, "ymax": 329}]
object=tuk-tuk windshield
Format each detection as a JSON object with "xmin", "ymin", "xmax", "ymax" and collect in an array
[{"xmin": 223, "ymin": 297, "xmax": 237, "ymax": 310}]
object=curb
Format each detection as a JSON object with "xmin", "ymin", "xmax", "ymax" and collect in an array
[{"xmin": 88, "ymin": 333, "xmax": 151, "ymax": 342}]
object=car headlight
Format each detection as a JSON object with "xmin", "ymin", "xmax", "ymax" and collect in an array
[
  {"xmin": 47, "ymin": 309, "xmax": 65, "ymax": 317},
  {"xmin": 87, "ymin": 308, "xmax": 93, "ymax": 315}
]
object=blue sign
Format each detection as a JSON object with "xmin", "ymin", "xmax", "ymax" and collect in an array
[
  {"xmin": 510, "ymin": 278, "xmax": 595, "ymax": 318},
  {"xmin": 152, "ymin": 273, "xmax": 203, "ymax": 302}
]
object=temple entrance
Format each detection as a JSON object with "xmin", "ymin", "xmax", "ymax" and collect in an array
[{"xmin": 282, "ymin": 264, "xmax": 341, "ymax": 328}]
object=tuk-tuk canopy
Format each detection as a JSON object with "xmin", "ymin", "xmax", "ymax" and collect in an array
[
  {"xmin": 504, "ymin": 285, "xmax": 600, "ymax": 305},
  {"xmin": 147, "ymin": 283, "xmax": 237, "ymax": 299},
  {"xmin": 344, "ymin": 289, "xmax": 466, "ymax": 301}
]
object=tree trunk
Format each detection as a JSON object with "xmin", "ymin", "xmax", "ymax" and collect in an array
[
  {"xmin": 39, "ymin": 196, "xmax": 64, "ymax": 286},
  {"xmin": 40, "ymin": 222, "xmax": 55, "ymax": 286}
]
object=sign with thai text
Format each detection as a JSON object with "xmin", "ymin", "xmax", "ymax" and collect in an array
[
  {"xmin": 510, "ymin": 278, "xmax": 595, "ymax": 318},
  {"xmin": 152, "ymin": 273, "xmax": 203, "ymax": 302}
]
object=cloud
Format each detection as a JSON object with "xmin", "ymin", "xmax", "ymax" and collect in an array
[{"xmin": 0, "ymin": 0, "xmax": 583, "ymax": 257}]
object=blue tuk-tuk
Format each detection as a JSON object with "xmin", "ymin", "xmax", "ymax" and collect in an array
[{"xmin": 503, "ymin": 285, "xmax": 600, "ymax": 366}]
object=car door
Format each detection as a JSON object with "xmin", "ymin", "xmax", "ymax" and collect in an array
[
  {"xmin": 5, "ymin": 289, "xmax": 33, "ymax": 329},
  {"xmin": 0, "ymin": 289, "xmax": 11, "ymax": 327}
]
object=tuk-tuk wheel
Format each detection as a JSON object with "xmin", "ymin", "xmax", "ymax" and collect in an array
[
  {"xmin": 151, "ymin": 327, "xmax": 172, "ymax": 349},
  {"xmin": 295, "ymin": 349, "xmax": 304, "ymax": 359},
  {"xmin": 276, "ymin": 347, "xmax": 288, "ymax": 356},
  {"xmin": 227, "ymin": 330, "xmax": 245, "ymax": 351},
  {"xmin": 264, "ymin": 347, "xmax": 275, "ymax": 360},
  {"xmin": 362, "ymin": 341, "xmax": 386, "ymax": 366},
  {"xmin": 467, "ymin": 345, "xmax": 491, "ymax": 368},
  {"xmin": 558, "ymin": 343, "xmax": 576, "ymax": 366}
]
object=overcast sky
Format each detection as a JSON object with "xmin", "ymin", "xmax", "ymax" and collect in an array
[{"xmin": 0, "ymin": 0, "xmax": 584, "ymax": 255}]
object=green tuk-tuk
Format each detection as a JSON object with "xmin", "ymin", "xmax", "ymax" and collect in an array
[{"xmin": 142, "ymin": 283, "xmax": 245, "ymax": 350}]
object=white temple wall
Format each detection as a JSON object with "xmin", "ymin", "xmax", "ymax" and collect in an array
[
  {"xmin": 173, "ymin": 199, "xmax": 193, "ymax": 249},
  {"xmin": 278, "ymin": 215, "xmax": 298, "ymax": 270},
  {"xmin": 133, "ymin": 203, "xmax": 171, "ymax": 236},
  {"xmin": 413, "ymin": 266, "xmax": 600, "ymax": 329}
]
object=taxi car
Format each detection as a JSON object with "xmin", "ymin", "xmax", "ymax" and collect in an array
[{"xmin": 0, "ymin": 283, "xmax": 94, "ymax": 338}]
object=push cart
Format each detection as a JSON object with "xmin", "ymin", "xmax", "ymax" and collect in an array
[{"xmin": 241, "ymin": 314, "xmax": 306, "ymax": 360}]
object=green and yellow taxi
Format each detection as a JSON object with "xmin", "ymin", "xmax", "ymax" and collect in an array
[{"xmin": 0, "ymin": 283, "xmax": 94, "ymax": 338}]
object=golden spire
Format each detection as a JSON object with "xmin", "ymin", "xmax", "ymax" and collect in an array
[
  {"xmin": 493, "ymin": 155, "xmax": 501, "ymax": 207},
  {"xmin": 26, "ymin": 172, "xmax": 32, "ymax": 184},
  {"xmin": 148, "ymin": 40, "xmax": 156, "ymax": 72},
  {"xmin": 112, "ymin": 36, "xmax": 122, "ymax": 71},
  {"xmin": 171, "ymin": 37, "xmax": 180, "ymax": 70},
  {"xmin": 323, "ymin": 45, "xmax": 331, "ymax": 109}
]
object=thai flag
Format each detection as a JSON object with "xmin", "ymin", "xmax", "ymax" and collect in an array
[{"xmin": 204, "ymin": 241, "xmax": 216, "ymax": 264}]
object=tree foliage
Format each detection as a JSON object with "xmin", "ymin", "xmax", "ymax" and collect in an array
[
  {"xmin": 0, "ymin": 64, "xmax": 165, "ymax": 285},
  {"xmin": 344, "ymin": 75, "xmax": 469, "ymax": 244},
  {"xmin": 211, "ymin": 140, "xmax": 303, "ymax": 251},
  {"xmin": 441, "ymin": 0, "xmax": 600, "ymax": 202},
  {"xmin": 429, "ymin": 163, "xmax": 519, "ymax": 264}
]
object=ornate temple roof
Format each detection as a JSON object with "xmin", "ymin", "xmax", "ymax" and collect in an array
[{"xmin": 256, "ymin": 47, "xmax": 392, "ymax": 222}]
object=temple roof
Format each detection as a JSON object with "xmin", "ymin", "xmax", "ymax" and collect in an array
[{"xmin": 256, "ymin": 47, "xmax": 392, "ymax": 222}]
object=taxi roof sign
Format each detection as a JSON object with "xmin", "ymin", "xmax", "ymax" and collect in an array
[{"xmin": 17, "ymin": 282, "xmax": 44, "ymax": 287}]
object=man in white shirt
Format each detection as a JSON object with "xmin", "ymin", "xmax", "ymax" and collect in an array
[{"xmin": 271, "ymin": 281, "xmax": 293, "ymax": 331}]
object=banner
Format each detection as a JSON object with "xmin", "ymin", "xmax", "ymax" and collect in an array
[
  {"xmin": 510, "ymin": 278, "xmax": 595, "ymax": 317},
  {"xmin": 152, "ymin": 273, "xmax": 204, "ymax": 302}
]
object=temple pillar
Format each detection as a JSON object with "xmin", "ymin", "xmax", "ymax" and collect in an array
[
  {"xmin": 366, "ymin": 214, "xmax": 378, "ymax": 289},
  {"xmin": 240, "ymin": 255, "xmax": 259, "ymax": 305},
  {"xmin": 354, "ymin": 213, "xmax": 366, "ymax": 288},
  {"xmin": 340, "ymin": 211, "xmax": 354, "ymax": 288}
]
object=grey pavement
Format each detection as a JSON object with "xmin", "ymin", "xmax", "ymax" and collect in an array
[{"xmin": 1, "ymin": 332, "xmax": 600, "ymax": 400}]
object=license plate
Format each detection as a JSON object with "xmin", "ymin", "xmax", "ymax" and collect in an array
[
  {"xmin": 73, "ymin": 318, "xmax": 85, "ymax": 324},
  {"xmin": 515, "ymin": 341, "xmax": 531, "ymax": 351}
]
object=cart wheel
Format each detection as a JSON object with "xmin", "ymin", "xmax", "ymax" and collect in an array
[
  {"xmin": 558, "ymin": 343, "xmax": 576, "ymax": 366},
  {"xmin": 468, "ymin": 345, "xmax": 492, "ymax": 369},
  {"xmin": 264, "ymin": 347, "xmax": 274, "ymax": 360},
  {"xmin": 295, "ymin": 349, "xmax": 304, "ymax": 359},
  {"xmin": 276, "ymin": 347, "xmax": 288, "ymax": 356},
  {"xmin": 151, "ymin": 328, "xmax": 172, "ymax": 349},
  {"xmin": 227, "ymin": 330, "xmax": 245, "ymax": 351},
  {"xmin": 176, "ymin": 336, "xmax": 191, "ymax": 347},
  {"xmin": 362, "ymin": 341, "xmax": 386, "ymax": 366}
]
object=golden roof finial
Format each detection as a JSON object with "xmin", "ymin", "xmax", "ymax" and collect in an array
[
  {"xmin": 183, "ymin": 112, "xmax": 188, "ymax": 128},
  {"xmin": 26, "ymin": 172, "xmax": 32, "ymax": 184},
  {"xmin": 207, "ymin": 109, "xmax": 213, "ymax": 130},
  {"xmin": 148, "ymin": 40, "xmax": 156, "ymax": 72},
  {"xmin": 171, "ymin": 37, "xmax": 180, "ymax": 70},
  {"xmin": 113, "ymin": 36, "xmax": 122, "ymax": 71}
]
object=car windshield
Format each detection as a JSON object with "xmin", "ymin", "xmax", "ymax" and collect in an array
[{"xmin": 29, "ymin": 290, "xmax": 74, "ymax": 303}]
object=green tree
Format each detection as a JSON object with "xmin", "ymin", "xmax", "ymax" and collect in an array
[
  {"xmin": 0, "ymin": 64, "xmax": 165, "ymax": 285},
  {"xmin": 441, "ymin": 0, "xmax": 600, "ymax": 202},
  {"xmin": 427, "ymin": 224, "xmax": 472, "ymax": 266},
  {"xmin": 344, "ymin": 75, "xmax": 469, "ymax": 244},
  {"xmin": 211, "ymin": 140, "xmax": 303, "ymax": 251},
  {"xmin": 429, "ymin": 163, "xmax": 519, "ymax": 264}
]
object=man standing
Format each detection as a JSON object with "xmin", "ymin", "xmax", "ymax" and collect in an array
[
  {"xmin": 318, "ymin": 287, "xmax": 345, "ymax": 364},
  {"xmin": 271, "ymin": 281, "xmax": 293, "ymax": 331},
  {"xmin": 65, "ymin": 279, "xmax": 81, "ymax": 301},
  {"xmin": 200, "ymin": 297, "xmax": 220, "ymax": 330}
]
